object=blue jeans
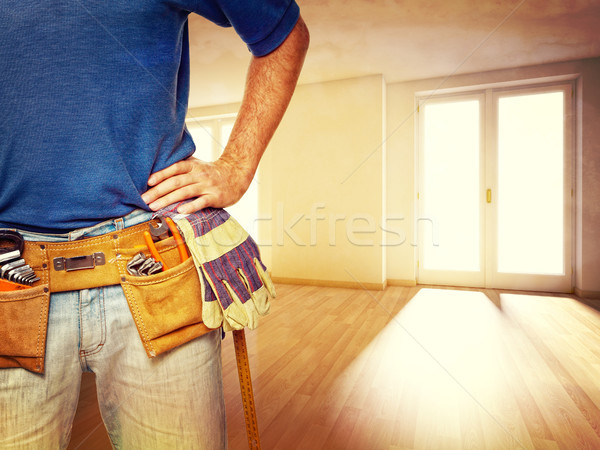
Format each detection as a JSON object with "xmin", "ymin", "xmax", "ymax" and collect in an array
[{"xmin": 0, "ymin": 210, "xmax": 226, "ymax": 449}]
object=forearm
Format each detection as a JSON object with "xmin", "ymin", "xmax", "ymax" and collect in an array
[
  {"xmin": 221, "ymin": 16, "xmax": 310, "ymax": 186},
  {"xmin": 142, "ymin": 16, "xmax": 309, "ymax": 214}
]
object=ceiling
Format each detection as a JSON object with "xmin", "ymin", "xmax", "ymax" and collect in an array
[{"xmin": 187, "ymin": 0, "xmax": 600, "ymax": 108}]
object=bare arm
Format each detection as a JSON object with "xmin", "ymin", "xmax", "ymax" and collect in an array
[{"xmin": 142, "ymin": 15, "xmax": 310, "ymax": 214}]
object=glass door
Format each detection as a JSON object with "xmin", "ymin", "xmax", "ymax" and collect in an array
[
  {"xmin": 487, "ymin": 85, "xmax": 573, "ymax": 292},
  {"xmin": 417, "ymin": 83, "xmax": 573, "ymax": 292},
  {"xmin": 417, "ymin": 94, "xmax": 485, "ymax": 287}
]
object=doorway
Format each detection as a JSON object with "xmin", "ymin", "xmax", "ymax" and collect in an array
[{"xmin": 416, "ymin": 83, "xmax": 573, "ymax": 292}]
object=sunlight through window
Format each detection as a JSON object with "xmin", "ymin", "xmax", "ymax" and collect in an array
[
  {"xmin": 497, "ymin": 91, "xmax": 564, "ymax": 275},
  {"xmin": 422, "ymin": 99, "xmax": 480, "ymax": 271}
]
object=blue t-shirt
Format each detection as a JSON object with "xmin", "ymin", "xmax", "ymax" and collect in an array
[{"xmin": 0, "ymin": 0, "xmax": 299, "ymax": 233}]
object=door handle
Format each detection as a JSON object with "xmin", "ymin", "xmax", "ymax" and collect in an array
[{"xmin": 486, "ymin": 189, "xmax": 492, "ymax": 203}]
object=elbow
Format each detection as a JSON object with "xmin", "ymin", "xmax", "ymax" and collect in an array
[{"xmin": 295, "ymin": 15, "xmax": 310, "ymax": 56}]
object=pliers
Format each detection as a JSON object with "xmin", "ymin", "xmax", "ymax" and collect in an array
[{"xmin": 143, "ymin": 216, "xmax": 189, "ymax": 271}]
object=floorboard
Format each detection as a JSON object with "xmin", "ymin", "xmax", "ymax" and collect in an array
[{"xmin": 67, "ymin": 284, "xmax": 600, "ymax": 449}]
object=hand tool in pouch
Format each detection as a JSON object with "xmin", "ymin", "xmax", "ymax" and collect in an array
[
  {"xmin": 165, "ymin": 217, "xmax": 189, "ymax": 261},
  {"xmin": 125, "ymin": 217, "xmax": 172, "ymax": 276},
  {"xmin": 143, "ymin": 231, "xmax": 169, "ymax": 270},
  {"xmin": 0, "ymin": 230, "xmax": 39, "ymax": 287}
]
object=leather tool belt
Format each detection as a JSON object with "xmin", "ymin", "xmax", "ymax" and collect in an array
[{"xmin": 0, "ymin": 219, "xmax": 213, "ymax": 374}]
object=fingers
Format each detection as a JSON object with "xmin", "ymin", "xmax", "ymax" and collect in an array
[
  {"xmin": 142, "ymin": 159, "xmax": 199, "ymax": 209},
  {"xmin": 145, "ymin": 180, "xmax": 201, "ymax": 212},
  {"xmin": 147, "ymin": 159, "xmax": 191, "ymax": 187},
  {"xmin": 141, "ymin": 157, "xmax": 242, "ymax": 214},
  {"xmin": 178, "ymin": 196, "xmax": 210, "ymax": 215}
]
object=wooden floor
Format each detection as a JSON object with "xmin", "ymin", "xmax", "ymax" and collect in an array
[{"xmin": 67, "ymin": 284, "xmax": 600, "ymax": 449}]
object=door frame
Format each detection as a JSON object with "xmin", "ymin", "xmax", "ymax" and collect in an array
[{"xmin": 415, "ymin": 81, "xmax": 575, "ymax": 293}]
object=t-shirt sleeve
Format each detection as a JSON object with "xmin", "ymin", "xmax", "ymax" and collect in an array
[{"xmin": 188, "ymin": 0, "xmax": 300, "ymax": 57}]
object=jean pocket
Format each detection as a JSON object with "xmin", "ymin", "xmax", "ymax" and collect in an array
[
  {"xmin": 0, "ymin": 284, "xmax": 50, "ymax": 373},
  {"xmin": 119, "ymin": 256, "xmax": 213, "ymax": 358}
]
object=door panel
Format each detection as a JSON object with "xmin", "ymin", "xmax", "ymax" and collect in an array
[
  {"xmin": 488, "ymin": 85, "xmax": 572, "ymax": 292},
  {"xmin": 417, "ymin": 94, "xmax": 485, "ymax": 287}
]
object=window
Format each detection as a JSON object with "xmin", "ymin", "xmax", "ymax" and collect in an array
[{"xmin": 185, "ymin": 115, "xmax": 259, "ymax": 236}]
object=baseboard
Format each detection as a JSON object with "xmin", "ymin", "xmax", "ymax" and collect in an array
[
  {"xmin": 387, "ymin": 279, "xmax": 418, "ymax": 287},
  {"xmin": 574, "ymin": 287, "xmax": 600, "ymax": 299},
  {"xmin": 271, "ymin": 276, "xmax": 386, "ymax": 291},
  {"xmin": 270, "ymin": 277, "xmax": 418, "ymax": 291}
]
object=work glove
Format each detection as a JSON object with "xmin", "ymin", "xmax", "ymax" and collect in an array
[{"xmin": 158, "ymin": 202, "xmax": 275, "ymax": 332}]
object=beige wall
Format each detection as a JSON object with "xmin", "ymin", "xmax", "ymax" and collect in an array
[
  {"xmin": 189, "ymin": 57, "xmax": 600, "ymax": 295},
  {"xmin": 265, "ymin": 75, "xmax": 387, "ymax": 289}
]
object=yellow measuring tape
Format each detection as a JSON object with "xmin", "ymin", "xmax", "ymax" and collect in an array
[{"xmin": 233, "ymin": 329, "xmax": 261, "ymax": 450}]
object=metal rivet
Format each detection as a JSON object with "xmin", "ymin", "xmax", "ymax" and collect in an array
[
  {"xmin": 113, "ymin": 234, "xmax": 119, "ymax": 239},
  {"xmin": 121, "ymin": 277, "xmax": 126, "ymax": 282},
  {"xmin": 44, "ymin": 287, "xmax": 49, "ymax": 293},
  {"xmin": 40, "ymin": 244, "xmax": 45, "ymax": 250},
  {"xmin": 42, "ymin": 263, "xmax": 47, "ymax": 269}
]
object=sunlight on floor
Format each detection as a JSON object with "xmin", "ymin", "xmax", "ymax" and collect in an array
[{"xmin": 330, "ymin": 287, "xmax": 600, "ymax": 448}]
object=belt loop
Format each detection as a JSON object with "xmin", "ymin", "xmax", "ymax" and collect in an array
[{"xmin": 114, "ymin": 218, "xmax": 124, "ymax": 231}]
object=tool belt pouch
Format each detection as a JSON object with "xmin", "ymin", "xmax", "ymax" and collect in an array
[
  {"xmin": 117, "ymin": 241, "xmax": 213, "ymax": 358},
  {"xmin": 0, "ymin": 284, "xmax": 50, "ymax": 373}
]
